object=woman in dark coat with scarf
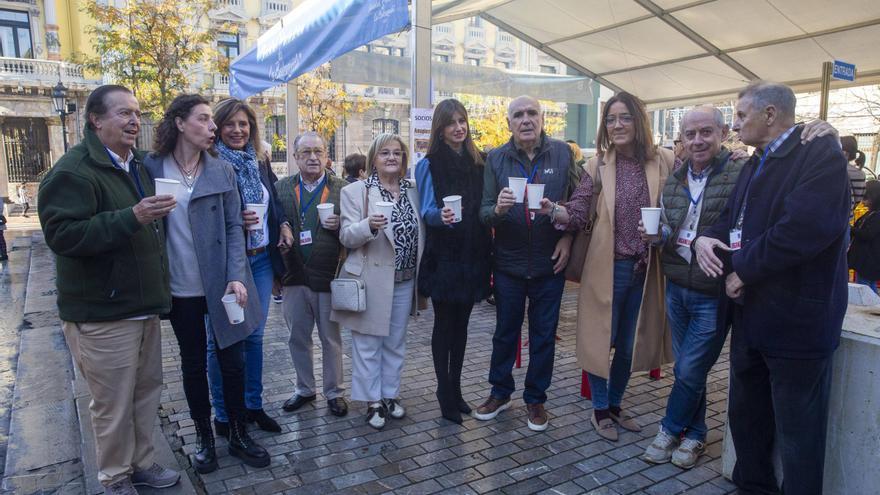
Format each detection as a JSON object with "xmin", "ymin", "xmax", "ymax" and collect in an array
[
  {"xmin": 206, "ymin": 98, "xmax": 293, "ymax": 436},
  {"xmin": 415, "ymin": 98, "xmax": 492, "ymax": 424}
]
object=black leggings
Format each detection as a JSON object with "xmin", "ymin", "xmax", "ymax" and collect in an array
[
  {"xmin": 169, "ymin": 297, "xmax": 246, "ymax": 421},
  {"xmin": 431, "ymin": 300, "xmax": 474, "ymax": 400}
]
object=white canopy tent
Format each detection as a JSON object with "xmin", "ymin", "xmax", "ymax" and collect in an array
[{"xmin": 431, "ymin": 0, "xmax": 880, "ymax": 108}]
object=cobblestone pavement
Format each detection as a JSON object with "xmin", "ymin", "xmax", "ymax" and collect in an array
[{"xmin": 159, "ymin": 284, "xmax": 736, "ymax": 495}]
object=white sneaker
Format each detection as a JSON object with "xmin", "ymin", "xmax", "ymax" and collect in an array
[
  {"xmin": 671, "ymin": 438, "xmax": 705, "ymax": 469},
  {"xmin": 366, "ymin": 403, "xmax": 385, "ymax": 429},
  {"xmin": 643, "ymin": 428, "xmax": 680, "ymax": 464},
  {"xmin": 383, "ymin": 398, "xmax": 405, "ymax": 419}
]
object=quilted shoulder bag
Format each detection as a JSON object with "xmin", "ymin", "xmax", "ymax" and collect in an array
[{"xmin": 330, "ymin": 186, "xmax": 369, "ymax": 312}]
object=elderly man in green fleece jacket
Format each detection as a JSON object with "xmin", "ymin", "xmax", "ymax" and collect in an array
[{"xmin": 38, "ymin": 85, "xmax": 178, "ymax": 495}]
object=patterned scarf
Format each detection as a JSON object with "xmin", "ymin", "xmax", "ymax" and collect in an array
[
  {"xmin": 216, "ymin": 141, "xmax": 263, "ymax": 204},
  {"xmin": 366, "ymin": 173, "xmax": 419, "ymax": 278}
]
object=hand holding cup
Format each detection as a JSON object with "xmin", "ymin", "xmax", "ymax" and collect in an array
[{"xmin": 495, "ymin": 187, "xmax": 516, "ymax": 215}]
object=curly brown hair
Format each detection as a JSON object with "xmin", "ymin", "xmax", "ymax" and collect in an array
[{"xmin": 153, "ymin": 94, "xmax": 211, "ymax": 156}]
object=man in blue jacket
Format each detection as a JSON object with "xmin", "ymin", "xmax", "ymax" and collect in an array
[
  {"xmin": 475, "ymin": 95, "xmax": 580, "ymax": 431},
  {"xmin": 694, "ymin": 81, "xmax": 849, "ymax": 494}
]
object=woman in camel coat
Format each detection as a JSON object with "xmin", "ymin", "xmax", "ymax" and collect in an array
[{"xmin": 547, "ymin": 92, "xmax": 673, "ymax": 442}]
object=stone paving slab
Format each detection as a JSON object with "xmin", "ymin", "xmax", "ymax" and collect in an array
[{"xmin": 158, "ymin": 282, "xmax": 736, "ymax": 494}]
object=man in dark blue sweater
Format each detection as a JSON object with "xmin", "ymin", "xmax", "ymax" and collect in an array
[{"xmin": 694, "ymin": 81, "xmax": 849, "ymax": 495}]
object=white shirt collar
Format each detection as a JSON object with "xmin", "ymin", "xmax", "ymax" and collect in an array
[{"xmin": 105, "ymin": 147, "xmax": 134, "ymax": 172}]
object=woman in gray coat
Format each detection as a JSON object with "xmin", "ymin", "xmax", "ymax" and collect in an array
[{"xmin": 144, "ymin": 94, "xmax": 269, "ymax": 474}]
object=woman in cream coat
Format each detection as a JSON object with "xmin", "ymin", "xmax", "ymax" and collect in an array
[{"xmin": 331, "ymin": 133, "xmax": 424, "ymax": 430}]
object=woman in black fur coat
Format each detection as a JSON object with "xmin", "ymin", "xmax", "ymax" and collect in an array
[{"xmin": 415, "ymin": 99, "xmax": 492, "ymax": 424}]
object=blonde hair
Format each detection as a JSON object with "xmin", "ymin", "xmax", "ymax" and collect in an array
[{"xmin": 366, "ymin": 133, "xmax": 409, "ymax": 178}]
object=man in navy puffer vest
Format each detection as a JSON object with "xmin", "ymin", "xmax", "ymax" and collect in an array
[{"xmin": 475, "ymin": 95, "xmax": 580, "ymax": 432}]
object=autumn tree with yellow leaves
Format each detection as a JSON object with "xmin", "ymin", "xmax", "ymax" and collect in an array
[
  {"xmin": 296, "ymin": 65, "xmax": 370, "ymax": 141},
  {"xmin": 80, "ymin": 0, "xmax": 219, "ymax": 115},
  {"xmin": 456, "ymin": 94, "xmax": 566, "ymax": 151}
]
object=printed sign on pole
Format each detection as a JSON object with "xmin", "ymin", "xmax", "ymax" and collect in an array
[
  {"xmin": 411, "ymin": 107, "xmax": 433, "ymax": 169},
  {"xmin": 832, "ymin": 60, "xmax": 856, "ymax": 82}
]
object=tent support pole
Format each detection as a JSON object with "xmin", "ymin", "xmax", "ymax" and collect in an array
[
  {"xmin": 411, "ymin": 0, "xmax": 432, "ymax": 167},
  {"xmin": 286, "ymin": 79, "xmax": 299, "ymax": 175},
  {"xmin": 819, "ymin": 62, "xmax": 832, "ymax": 121}
]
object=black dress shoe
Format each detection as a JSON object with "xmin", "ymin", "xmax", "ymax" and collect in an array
[
  {"xmin": 247, "ymin": 408, "xmax": 281, "ymax": 432},
  {"xmin": 457, "ymin": 399, "xmax": 472, "ymax": 415},
  {"xmin": 282, "ymin": 393, "xmax": 316, "ymax": 412},
  {"xmin": 213, "ymin": 418, "xmax": 229, "ymax": 438},
  {"xmin": 327, "ymin": 397, "xmax": 348, "ymax": 417}
]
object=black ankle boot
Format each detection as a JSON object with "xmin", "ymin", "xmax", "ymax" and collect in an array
[
  {"xmin": 451, "ymin": 383, "xmax": 471, "ymax": 414},
  {"xmin": 228, "ymin": 419, "xmax": 271, "ymax": 468},
  {"xmin": 436, "ymin": 390, "xmax": 462, "ymax": 424},
  {"xmin": 193, "ymin": 418, "xmax": 218, "ymax": 474}
]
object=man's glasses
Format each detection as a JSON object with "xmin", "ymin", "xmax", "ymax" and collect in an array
[{"xmin": 297, "ymin": 148, "xmax": 325, "ymax": 158}]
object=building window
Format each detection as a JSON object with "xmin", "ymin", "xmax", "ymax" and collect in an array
[
  {"xmin": 465, "ymin": 58, "xmax": 481, "ymax": 67},
  {"xmin": 539, "ymin": 65, "xmax": 557, "ymax": 74},
  {"xmin": 372, "ymin": 118, "xmax": 399, "ymax": 138},
  {"xmin": 500, "ymin": 61, "xmax": 512, "ymax": 69},
  {"xmin": 433, "ymin": 54, "xmax": 449, "ymax": 63},
  {"xmin": 378, "ymin": 87, "xmax": 394, "ymax": 95},
  {"xmin": 0, "ymin": 9, "xmax": 33, "ymax": 59},
  {"xmin": 218, "ymin": 32, "xmax": 240, "ymax": 60},
  {"xmin": 469, "ymin": 17, "xmax": 482, "ymax": 28}
]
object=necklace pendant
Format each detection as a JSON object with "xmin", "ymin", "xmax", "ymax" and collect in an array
[{"xmin": 187, "ymin": 186, "xmax": 194, "ymax": 193}]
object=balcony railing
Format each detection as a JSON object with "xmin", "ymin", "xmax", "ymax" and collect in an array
[
  {"xmin": 262, "ymin": 0, "xmax": 289, "ymax": 15},
  {"xmin": 0, "ymin": 57, "xmax": 87, "ymax": 85},
  {"xmin": 215, "ymin": 0, "xmax": 242, "ymax": 8}
]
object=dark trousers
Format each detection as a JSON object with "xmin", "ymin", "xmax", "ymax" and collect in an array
[
  {"xmin": 431, "ymin": 300, "xmax": 474, "ymax": 402},
  {"xmin": 169, "ymin": 297, "xmax": 247, "ymax": 421},
  {"xmin": 489, "ymin": 271, "xmax": 565, "ymax": 404},
  {"xmin": 729, "ymin": 322, "xmax": 833, "ymax": 495},
  {"xmin": 0, "ymin": 231, "xmax": 6, "ymax": 257}
]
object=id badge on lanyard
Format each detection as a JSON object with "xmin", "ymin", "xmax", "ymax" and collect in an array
[
  {"xmin": 729, "ymin": 229, "xmax": 742, "ymax": 251},
  {"xmin": 676, "ymin": 229, "xmax": 696, "ymax": 248}
]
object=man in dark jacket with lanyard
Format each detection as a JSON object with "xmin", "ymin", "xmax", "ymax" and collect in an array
[
  {"xmin": 694, "ymin": 81, "xmax": 849, "ymax": 495},
  {"xmin": 475, "ymin": 95, "xmax": 580, "ymax": 432},
  {"xmin": 276, "ymin": 132, "xmax": 349, "ymax": 417},
  {"xmin": 38, "ymin": 85, "xmax": 179, "ymax": 494}
]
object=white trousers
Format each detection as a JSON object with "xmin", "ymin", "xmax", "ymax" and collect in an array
[{"xmin": 350, "ymin": 279, "xmax": 413, "ymax": 402}]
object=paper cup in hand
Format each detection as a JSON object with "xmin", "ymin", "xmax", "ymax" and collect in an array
[
  {"xmin": 221, "ymin": 294, "xmax": 245, "ymax": 325},
  {"xmin": 317, "ymin": 203, "xmax": 334, "ymax": 227},
  {"xmin": 245, "ymin": 203, "xmax": 267, "ymax": 231},
  {"xmin": 508, "ymin": 177, "xmax": 527, "ymax": 203},
  {"xmin": 527, "ymin": 183, "xmax": 545, "ymax": 210},
  {"xmin": 641, "ymin": 207, "xmax": 662, "ymax": 235},
  {"xmin": 375, "ymin": 201, "xmax": 394, "ymax": 229},
  {"xmin": 443, "ymin": 195, "xmax": 462, "ymax": 223},
  {"xmin": 154, "ymin": 178, "xmax": 180, "ymax": 199}
]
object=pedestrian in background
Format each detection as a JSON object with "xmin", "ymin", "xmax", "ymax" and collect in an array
[
  {"xmin": 0, "ymin": 201, "xmax": 7, "ymax": 261},
  {"xmin": 343, "ymin": 153, "xmax": 367, "ymax": 183},
  {"xmin": 849, "ymin": 180, "xmax": 880, "ymax": 294},
  {"xmin": 415, "ymin": 99, "xmax": 491, "ymax": 424},
  {"xmin": 842, "ymin": 136, "xmax": 869, "ymax": 210},
  {"xmin": 16, "ymin": 183, "xmax": 30, "ymax": 217},
  {"xmin": 144, "ymin": 94, "xmax": 270, "ymax": 473},
  {"xmin": 206, "ymin": 97, "xmax": 292, "ymax": 436},
  {"xmin": 332, "ymin": 133, "xmax": 424, "ymax": 430}
]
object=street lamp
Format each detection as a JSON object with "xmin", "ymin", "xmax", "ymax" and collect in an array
[{"xmin": 52, "ymin": 81, "xmax": 72, "ymax": 152}]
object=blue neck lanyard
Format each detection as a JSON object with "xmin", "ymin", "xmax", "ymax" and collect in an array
[
  {"xmin": 518, "ymin": 160, "xmax": 541, "ymax": 184},
  {"xmin": 753, "ymin": 145, "xmax": 773, "ymax": 177},
  {"xmin": 298, "ymin": 175, "xmax": 327, "ymax": 223},
  {"xmin": 106, "ymin": 148, "xmax": 145, "ymax": 198}
]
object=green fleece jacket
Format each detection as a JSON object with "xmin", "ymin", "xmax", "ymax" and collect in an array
[{"xmin": 38, "ymin": 127, "xmax": 171, "ymax": 322}]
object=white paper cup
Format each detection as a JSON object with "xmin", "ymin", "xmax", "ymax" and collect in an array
[
  {"xmin": 317, "ymin": 203, "xmax": 334, "ymax": 226},
  {"xmin": 443, "ymin": 195, "xmax": 462, "ymax": 223},
  {"xmin": 641, "ymin": 207, "xmax": 662, "ymax": 235},
  {"xmin": 221, "ymin": 294, "xmax": 245, "ymax": 325},
  {"xmin": 375, "ymin": 201, "xmax": 394, "ymax": 229},
  {"xmin": 245, "ymin": 203, "xmax": 268, "ymax": 231},
  {"xmin": 508, "ymin": 177, "xmax": 527, "ymax": 203},
  {"xmin": 154, "ymin": 178, "xmax": 180, "ymax": 198},
  {"xmin": 527, "ymin": 183, "xmax": 545, "ymax": 210}
]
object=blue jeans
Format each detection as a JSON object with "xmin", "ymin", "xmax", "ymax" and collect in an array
[
  {"xmin": 856, "ymin": 275, "xmax": 878, "ymax": 294},
  {"xmin": 488, "ymin": 271, "xmax": 565, "ymax": 404},
  {"xmin": 660, "ymin": 281, "xmax": 726, "ymax": 441},
  {"xmin": 207, "ymin": 250, "xmax": 273, "ymax": 421},
  {"xmin": 587, "ymin": 260, "xmax": 645, "ymax": 410}
]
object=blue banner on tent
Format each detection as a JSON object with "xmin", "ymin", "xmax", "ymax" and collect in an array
[
  {"xmin": 832, "ymin": 60, "xmax": 856, "ymax": 82},
  {"xmin": 229, "ymin": 0, "xmax": 409, "ymax": 99}
]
